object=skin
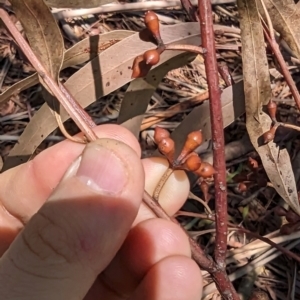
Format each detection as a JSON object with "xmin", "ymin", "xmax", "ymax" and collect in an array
[{"xmin": 0, "ymin": 124, "xmax": 203, "ymax": 299}]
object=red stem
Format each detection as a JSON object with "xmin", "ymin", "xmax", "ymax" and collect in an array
[
  {"xmin": 180, "ymin": 0, "xmax": 198, "ymax": 22},
  {"xmin": 0, "ymin": 8, "xmax": 97, "ymax": 142},
  {"xmin": 198, "ymin": 0, "xmax": 228, "ymax": 267},
  {"xmin": 143, "ymin": 191, "xmax": 215, "ymax": 270},
  {"xmin": 198, "ymin": 1, "xmax": 239, "ymax": 299},
  {"xmin": 262, "ymin": 23, "xmax": 300, "ymax": 111},
  {"xmin": 2, "ymin": 7, "xmax": 240, "ymax": 297}
]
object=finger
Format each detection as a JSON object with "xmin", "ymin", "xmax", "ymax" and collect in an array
[
  {"xmin": 0, "ymin": 139, "xmax": 144, "ymax": 300},
  {"xmin": 90, "ymin": 218, "xmax": 191, "ymax": 298},
  {"xmin": 131, "ymin": 256, "xmax": 202, "ymax": 300},
  {"xmin": 0, "ymin": 126, "xmax": 190, "ymax": 255},
  {"xmin": 0, "ymin": 124, "xmax": 141, "ymax": 224}
]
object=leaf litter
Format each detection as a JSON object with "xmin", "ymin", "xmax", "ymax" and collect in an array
[{"xmin": 0, "ymin": 1, "xmax": 300, "ymax": 298}]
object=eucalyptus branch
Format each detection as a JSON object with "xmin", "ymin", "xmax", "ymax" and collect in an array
[
  {"xmin": 0, "ymin": 9, "xmax": 97, "ymax": 142},
  {"xmin": 153, "ymin": 168, "xmax": 173, "ymax": 201},
  {"xmin": 198, "ymin": 0, "xmax": 228, "ymax": 266},
  {"xmin": 165, "ymin": 44, "xmax": 206, "ymax": 54},
  {"xmin": 198, "ymin": 0, "xmax": 239, "ymax": 299},
  {"xmin": 143, "ymin": 191, "xmax": 216, "ymax": 270},
  {"xmin": 0, "ymin": 7, "xmax": 220, "ymax": 286}
]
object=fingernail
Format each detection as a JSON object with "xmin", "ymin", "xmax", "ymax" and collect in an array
[{"xmin": 75, "ymin": 143, "xmax": 128, "ymax": 195}]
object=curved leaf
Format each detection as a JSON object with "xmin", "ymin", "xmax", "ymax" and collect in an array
[
  {"xmin": 238, "ymin": 0, "xmax": 300, "ymax": 215},
  {"xmin": 2, "ymin": 23, "xmax": 232, "ymax": 171},
  {"xmin": 11, "ymin": 0, "xmax": 63, "ymax": 80},
  {"xmin": 0, "ymin": 31, "xmax": 133, "ymax": 105}
]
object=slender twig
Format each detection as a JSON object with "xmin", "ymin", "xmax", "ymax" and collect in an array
[
  {"xmin": 178, "ymin": 210, "xmax": 300, "ymax": 264},
  {"xmin": 143, "ymin": 190, "xmax": 173, "ymax": 220},
  {"xmin": 165, "ymin": 44, "xmax": 206, "ymax": 54},
  {"xmin": 165, "ymin": 43, "xmax": 234, "ymax": 55},
  {"xmin": 143, "ymin": 191, "xmax": 216, "ymax": 270},
  {"xmin": 237, "ymin": 227, "xmax": 300, "ymax": 264},
  {"xmin": 198, "ymin": 1, "xmax": 239, "ymax": 299},
  {"xmin": 259, "ymin": 8, "xmax": 300, "ymax": 111},
  {"xmin": 180, "ymin": 0, "xmax": 199, "ymax": 21},
  {"xmin": 0, "ymin": 9, "xmax": 97, "ymax": 142},
  {"xmin": 217, "ymin": 61, "xmax": 233, "ymax": 87},
  {"xmin": 0, "ymin": 134, "xmax": 64, "ymax": 141},
  {"xmin": 279, "ymin": 122, "xmax": 300, "ymax": 132},
  {"xmin": 259, "ymin": 0, "xmax": 274, "ymax": 39},
  {"xmin": 0, "ymin": 55, "xmax": 13, "ymax": 90},
  {"xmin": 189, "ymin": 192, "xmax": 213, "ymax": 215},
  {"xmin": 52, "ymin": 0, "xmax": 237, "ymax": 19},
  {"xmin": 198, "ymin": 0, "xmax": 228, "ymax": 266},
  {"xmin": 153, "ymin": 168, "xmax": 173, "ymax": 201}
]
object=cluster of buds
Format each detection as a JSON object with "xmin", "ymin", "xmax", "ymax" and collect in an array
[
  {"xmin": 131, "ymin": 11, "xmax": 205, "ymax": 78},
  {"xmin": 263, "ymin": 99, "xmax": 278, "ymax": 144},
  {"xmin": 131, "ymin": 11, "xmax": 165, "ymax": 78},
  {"xmin": 154, "ymin": 126, "xmax": 215, "ymax": 180}
]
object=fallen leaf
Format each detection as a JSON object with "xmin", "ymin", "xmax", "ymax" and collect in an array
[
  {"xmin": 238, "ymin": 0, "xmax": 300, "ymax": 215},
  {"xmin": 2, "ymin": 22, "xmax": 235, "ymax": 171}
]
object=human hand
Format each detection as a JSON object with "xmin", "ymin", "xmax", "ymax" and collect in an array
[{"xmin": 0, "ymin": 124, "xmax": 202, "ymax": 299}]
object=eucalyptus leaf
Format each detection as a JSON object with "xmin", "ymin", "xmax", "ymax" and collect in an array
[
  {"xmin": 238, "ymin": 0, "xmax": 300, "ymax": 215},
  {"xmin": 0, "ymin": 31, "xmax": 133, "ymax": 105},
  {"xmin": 2, "ymin": 23, "xmax": 235, "ymax": 171}
]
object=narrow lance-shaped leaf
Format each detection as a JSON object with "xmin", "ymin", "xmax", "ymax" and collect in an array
[
  {"xmin": 3, "ymin": 22, "xmax": 232, "ymax": 171},
  {"xmin": 0, "ymin": 31, "xmax": 133, "ymax": 105},
  {"xmin": 238, "ymin": 0, "xmax": 300, "ymax": 215},
  {"xmin": 10, "ymin": 0, "xmax": 63, "ymax": 82},
  {"xmin": 10, "ymin": 0, "xmax": 68, "ymax": 130}
]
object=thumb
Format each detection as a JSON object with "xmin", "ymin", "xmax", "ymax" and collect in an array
[{"xmin": 0, "ymin": 139, "xmax": 145, "ymax": 300}]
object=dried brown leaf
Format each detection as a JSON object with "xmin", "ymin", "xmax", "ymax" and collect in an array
[
  {"xmin": 238, "ymin": 0, "xmax": 300, "ymax": 215},
  {"xmin": 0, "ymin": 31, "xmax": 133, "ymax": 105},
  {"xmin": 10, "ymin": 0, "xmax": 70, "ymax": 139},
  {"xmin": 3, "ymin": 23, "xmax": 234, "ymax": 170},
  {"xmin": 10, "ymin": 0, "xmax": 63, "ymax": 81},
  {"xmin": 260, "ymin": 0, "xmax": 300, "ymax": 59},
  {"xmin": 44, "ymin": 0, "xmax": 113, "ymax": 8}
]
